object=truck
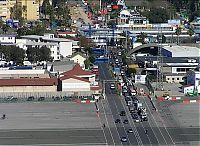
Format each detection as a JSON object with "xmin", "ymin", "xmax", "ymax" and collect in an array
[{"xmin": 138, "ymin": 107, "xmax": 148, "ymax": 121}]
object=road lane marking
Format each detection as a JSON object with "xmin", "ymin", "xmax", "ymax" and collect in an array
[
  {"xmin": 119, "ymin": 94, "xmax": 144, "ymax": 146},
  {"xmin": 141, "ymin": 96, "xmax": 162, "ymax": 145},
  {"xmin": 99, "ymin": 64, "xmax": 117, "ymax": 146}
]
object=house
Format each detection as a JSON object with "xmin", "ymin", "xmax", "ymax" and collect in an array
[
  {"xmin": 57, "ymin": 31, "xmax": 78, "ymax": 37},
  {"xmin": 59, "ymin": 64, "xmax": 101, "ymax": 94},
  {"xmin": 17, "ymin": 33, "xmax": 79, "ymax": 60},
  {"xmin": 0, "ymin": 68, "xmax": 58, "ymax": 93},
  {"xmin": 70, "ymin": 52, "xmax": 88, "ymax": 69}
]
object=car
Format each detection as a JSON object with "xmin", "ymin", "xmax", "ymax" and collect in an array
[
  {"xmin": 120, "ymin": 111, "xmax": 126, "ymax": 116},
  {"xmin": 121, "ymin": 137, "xmax": 127, "ymax": 142},
  {"xmin": 115, "ymin": 119, "xmax": 121, "ymax": 123},
  {"xmin": 110, "ymin": 84, "xmax": 115, "ymax": 90},
  {"xmin": 143, "ymin": 117, "xmax": 148, "ymax": 121},
  {"xmin": 38, "ymin": 97, "xmax": 45, "ymax": 101},
  {"xmin": 27, "ymin": 96, "xmax": 34, "ymax": 101},
  {"xmin": 132, "ymin": 113, "xmax": 140, "ymax": 122},
  {"xmin": 123, "ymin": 119, "xmax": 128, "ymax": 124},
  {"xmin": 5, "ymin": 96, "xmax": 18, "ymax": 102},
  {"xmin": 53, "ymin": 96, "xmax": 60, "ymax": 101},
  {"xmin": 128, "ymin": 129, "xmax": 133, "ymax": 133}
]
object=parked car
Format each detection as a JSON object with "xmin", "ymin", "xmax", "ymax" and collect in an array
[
  {"xmin": 38, "ymin": 97, "xmax": 45, "ymax": 101},
  {"xmin": 110, "ymin": 84, "xmax": 115, "ymax": 90},
  {"xmin": 53, "ymin": 96, "xmax": 60, "ymax": 101},
  {"xmin": 5, "ymin": 96, "xmax": 18, "ymax": 102},
  {"xmin": 27, "ymin": 96, "xmax": 34, "ymax": 101}
]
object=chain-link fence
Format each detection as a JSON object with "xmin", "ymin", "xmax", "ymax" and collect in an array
[{"xmin": 0, "ymin": 91, "xmax": 94, "ymax": 103}]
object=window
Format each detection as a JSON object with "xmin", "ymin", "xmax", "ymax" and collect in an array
[
  {"xmin": 177, "ymin": 78, "xmax": 179, "ymax": 80},
  {"xmin": 167, "ymin": 78, "xmax": 170, "ymax": 80},
  {"xmin": 172, "ymin": 78, "xmax": 174, "ymax": 80},
  {"xmin": 57, "ymin": 56, "xmax": 59, "ymax": 59}
]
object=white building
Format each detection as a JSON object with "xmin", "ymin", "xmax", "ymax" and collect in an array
[
  {"xmin": 18, "ymin": 34, "xmax": 79, "ymax": 60},
  {"xmin": 186, "ymin": 67, "xmax": 200, "ymax": 94},
  {"xmin": 162, "ymin": 45, "xmax": 200, "ymax": 58},
  {"xmin": 70, "ymin": 52, "xmax": 87, "ymax": 69},
  {"xmin": 0, "ymin": 34, "xmax": 16, "ymax": 44}
]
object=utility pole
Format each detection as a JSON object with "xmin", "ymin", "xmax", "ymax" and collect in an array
[{"xmin": 156, "ymin": 26, "xmax": 164, "ymax": 91}]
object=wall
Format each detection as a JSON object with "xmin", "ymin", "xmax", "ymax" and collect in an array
[
  {"xmin": 59, "ymin": 42, "xmax": 73, "ymax": 57},
  {"xmin": 70, "ymin": 55, "xmax": 86, "ymax": 68},
  {"xmin": 0, "ymin": 86, "xmax": 57, "ymax": 93},
  {"xmin": 62, "ymin": 78, "xmax": 90, "ymax": 91}
]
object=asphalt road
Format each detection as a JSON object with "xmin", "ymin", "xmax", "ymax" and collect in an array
[{"xmin": 98, "ymin": 63, "xmax": 186, "ymax": 146}]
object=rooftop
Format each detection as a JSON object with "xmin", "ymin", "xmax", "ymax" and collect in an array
[
  {"xmin": 0, "ymin": 78, "xmax": 58, "ymax": 86},
  {"xmin": 60, "ymin": 64, "xmax": 94, "ymax": 76}
]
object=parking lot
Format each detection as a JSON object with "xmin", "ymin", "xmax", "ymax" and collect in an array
[{"xmin": 0, "ymin": 102, "xmax": 105, "ymax": 145}]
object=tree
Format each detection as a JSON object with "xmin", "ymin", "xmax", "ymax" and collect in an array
[
  {"xmin": 175, "ymin": 27, "xmax": 182, "ymax": 45},
  {"xmin": 10, "ymin": 4, "xmax": 24, "ymax": 26},
  {"xmin": 26, "ymin": 46, "xmax": 39, "ymax": 63},
  {"xmin": 38, "ymin": 46, "xmax": 52, "ymax": 61},
  {"xmin": 0, "ymin": 45, "xmax": 25, "ymax": 64},
  {"xmin": 79, "ymin": 36, "xmax": 93, "ymax": 55},
  {"xmin": 84, "ymin": 59, "xmax": 90, "ymax": 69},
  {"xmin": 142, "ymin": 8, "xmax": 170, "ymax": 23},
  {"xmin": 187, "ymin": 27, "xmax": 194, "ymax": 41},
  {"xmin": 136, "ymin": 32, "xmax": 147, "ymax": 44},
  {"xmin": 1, "ymin": 24, "xmax": 9, "ymax": 34}
]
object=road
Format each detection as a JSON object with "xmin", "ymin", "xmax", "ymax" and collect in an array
[{"xmin": 98, "ymin": 63, "xmax": 182, "ymax": 146}]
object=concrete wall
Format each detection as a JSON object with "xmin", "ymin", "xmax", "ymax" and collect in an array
[
  {"xmin": 62, "ymin": 78, "xmax": 90, "ymax": 91},
  {"xmin": 0, "ymin": 86, "xmax": 57, "ymax": 93}
]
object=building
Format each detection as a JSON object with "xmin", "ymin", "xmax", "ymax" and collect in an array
[
  {"xmin": 18, "ymin": 0, "xmax": 41, "ymax": 21},
  {"xmin": 17, "ymin": 33, "xmax": 78, "ymax": 60},
  {"xmin": 185, "ymin": 67, "xmax": 200, "ymax": 94},
  {"xmin": 162, "ymin": 45, "xmax": 200, "ymax": 58},
  {"xmin": 0, "ymin": 68, "xmax": 58, "ymax": 93},
  {"xmin": 70, "ymin": 52, "xmax": 87, "ymax": 69},
  {"xmin": 0, "ymin": 0, "xmax": 16, "ymax": 20},
  {"xmin": 59, "ymin": 64, "xmax": 101, "ymax": 93},
  {"xmin": 0, "ymin": 34, "xmax": 16, "ymax": 44},
  {"xmin": 46, "ymin": 58, "xmax": 75, "ymax": 75}
]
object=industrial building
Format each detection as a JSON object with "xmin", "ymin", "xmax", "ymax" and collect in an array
[{"xmin": 0, "ymin": 68, "xmax": 58, "ymax": 93}]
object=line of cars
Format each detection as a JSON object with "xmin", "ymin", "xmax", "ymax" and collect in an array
[
  {"xmin": 1, "ymin": 96, "xmax": 76, "ymax": 102},
  {"xmin": 110, "ymin": 49, "xmax": 148, "ymax": 142}
]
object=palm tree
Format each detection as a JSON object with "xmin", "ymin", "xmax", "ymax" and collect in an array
[
  {"xmin": 175, "ymin": 27, "xmax": 182, "ymax": 45},
  {"xmin": 187, "ymin": 27, "xmax": 194, "ymax": 42}
]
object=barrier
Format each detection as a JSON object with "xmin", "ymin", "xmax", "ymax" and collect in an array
[{"xmin": 183, "ymin": 99, "xmax": 200, "ymax": 104}]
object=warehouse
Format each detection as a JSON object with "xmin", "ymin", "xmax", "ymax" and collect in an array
[{"xmin": 162, "ymin": 45, "xmax": 200, "ymax": 57}]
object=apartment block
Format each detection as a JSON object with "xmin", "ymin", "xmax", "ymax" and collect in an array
[{"xmin": 0, "ymin": 0, "xmax": 16, "ymax": 20}]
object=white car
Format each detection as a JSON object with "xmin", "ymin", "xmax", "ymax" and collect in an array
[
  {"xmin": 121, "ymin": 137, "xmax": 127, "ymax": 142},
  {"xmin": 110, "ymin": 84, "xmax": 115, "ymax": 89}
]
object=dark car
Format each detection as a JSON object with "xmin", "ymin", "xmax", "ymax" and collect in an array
[
  {"xmin": 38, "ymin": 97, "xmax": 45, "ymax": 101},
  {"xmin": 27, "ymin": 96, "xmax": 34, "ymax": 101},
  {"xmin": 120, "ymin": 111, "xmax": 126, "ymax": 116},
  {"xmin": 53, "ymin": 96, "xmax": 60, "ymax": 101},
  {"xmin": 115, "ymin": 119, "xmax": 121, "ymax": 123},
  {"xmin": 132, "ymin": 114, "xmax": 140, "ymax": 122},
  {"xmin": 123, "ymin": 119, "xmax": 128, "ymax": 124}
]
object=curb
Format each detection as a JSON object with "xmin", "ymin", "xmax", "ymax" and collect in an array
[
  {"xmin": 76, "ymin": 100, "xmax": 96, "ymax": 103},
  {"xmin": 183, "ymin": 99, "xmax": 200, "ymax": 104}
]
